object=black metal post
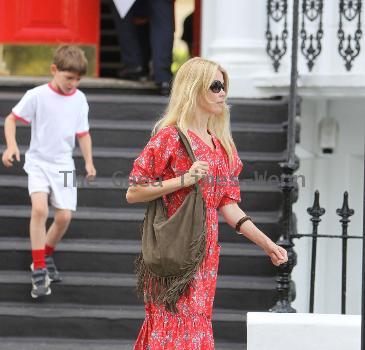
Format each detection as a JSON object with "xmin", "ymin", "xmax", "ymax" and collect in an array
[
  {"xmin": 336, "ymin": 192, "xmax": 355, "ymax": 314},
  {"xmin": 360, "ymin": 139, "xmax": 365, "ymax": 350},
  {"xmin": 270, "ymin": 0, "xmax": 299, "ymax": 313},
  {"xmin": 287, "ymin": 0, "xmax": 299, "ymax": 167},
  {"xmin": 307, "ymin": 191, "xmax": 325, "ymax": 313}
]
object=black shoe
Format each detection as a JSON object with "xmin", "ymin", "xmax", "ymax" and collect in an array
[
  {"xmin": 45, "ymin": 255, "xmax": 62, "ymax": 282},
  {"xmin": 117, "ymin": 65, "xmax": 147, "ymax": 80},
  {"xmin": 31, "ymin": 268, "xmax": 51, "ymax": 299},
  {"xmin": 157, "ymin": 81, "xmax": 171, "ymax": 96}
]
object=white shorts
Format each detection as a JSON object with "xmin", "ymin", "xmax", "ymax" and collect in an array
[{"xmin": 25, "ymin": 161, "xmax": 77, "ymax": 211}]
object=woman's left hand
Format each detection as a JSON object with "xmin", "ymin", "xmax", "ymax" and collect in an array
[{"xmin": 264, "ymin": 241, "xmax": 288, "ymax": 266}]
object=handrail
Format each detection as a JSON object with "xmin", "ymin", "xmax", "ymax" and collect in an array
[{"xmin": 269, "ymin": 0, "xmax": 299, "ymax": 313}]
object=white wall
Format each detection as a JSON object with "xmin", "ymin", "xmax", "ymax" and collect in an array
[
  {"xmin": 201, "ymin": 0, "xmax": 271, "ymax": 97},
  {"xmin": 292, "ymin": 98, "xmax": 364, "ymax": 314},
  {"xmin": 247, "ymin": 312, "xmax": 361, "ymax": 350},
  {"xmin": 201, "ymin": 0, "xmax": 365, "ymax": 98}
]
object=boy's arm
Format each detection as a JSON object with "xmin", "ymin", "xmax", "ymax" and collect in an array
[
  {"xmin": 2, "ymin": 113, "xmax": 20, "ymax": 167},
  {"xmin": 77, "ymin": 133, "xmax": 96, "ymax": 180}
]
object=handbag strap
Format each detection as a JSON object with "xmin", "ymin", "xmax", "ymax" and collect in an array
[
  {"xmin": 175, "ymin": 126, "xmax": 196, "ymax": 163},
  {"xmin": 175, "ymin": 126, "xmax": 200, "ymax": 193},
  {"xmin": 150, "ymin": 125, "xmax": 201, "ymax": 193}
]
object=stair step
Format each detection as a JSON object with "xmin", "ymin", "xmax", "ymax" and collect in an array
[
  {"xmin": 0, "ymin": 270, "xmax": 276, "ymax": 310},
  {"xmin": 100, "ymin": 50, "xmax": 121, "ymax": 63},
  {"xmin": 0, "ymin": 175, "xmax": 284, "ymax": 212},
  {"xmin": 0, "ymin": 92, "xmax": 289, "ymax": 123},
  {"xmin": 0, "ymin": 302, "xmax": 248, "ymax": 343},
  {"xmin": 0, "ymin": 237, "xmax": 276, "ymax": 277},
  {"xmin": 99, "ymin": 62, "xmax": 124, "ymax": 70},
  {"xmin": 0, "ymin": 337, "xmax": 246, "ymax": 350},
  {"xmin": 0, "ymin": 145, "xmax": 287, "ymax": 179},
  {"xmin": 0, "ymin": 174, "xmax": 284, "ymax": 191},
  {"xmin": 0, "ymin": 205, "xmax": 283, "ymax": 243},
  {"xmin": 0, "ymin": 145, "xmax": 288, "ymax": 160},
  {"xmin": 0, "ymin": 338, "xmax": 133, "ymax": 350},
  {"xmin": 0, "ymin": 118, "xmax": 287, "ymax": 151},
  {"xmin": 0, "ymin": 115, "xmax": 287, "ymax": 131},
  {"xmin": 0, "ymin": 80, "xmax": 157, "ymax": 97}
]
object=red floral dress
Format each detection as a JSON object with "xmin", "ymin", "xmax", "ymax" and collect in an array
[{"xmin": 129, "ymin": 126, "xmax": 243, "ymax": 350}]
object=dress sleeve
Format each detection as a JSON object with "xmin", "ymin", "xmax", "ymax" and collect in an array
[
  {"xmin": 129, "ymin": 126, "xmax": 179, "ymax": 185},
  {"xmin": 12, "ymin": 90, "xmax": 36, "ymax": 125},
  {"xmin": 218, "ymin": 145, "xmax": 243, "ymax": 208}
]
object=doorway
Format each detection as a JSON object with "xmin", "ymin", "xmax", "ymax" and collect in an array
[{"xmin": 99, "ymin": 0, "xmax": 201, "ymax": 78}]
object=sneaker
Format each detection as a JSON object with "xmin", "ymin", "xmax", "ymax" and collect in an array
[
  {"xmin": 31, "ymin": 268, "xmax": 51, "ymax": 299},
  {"xmin": 45, "ymin": 255, "xmax": 62, "ymax": 282}
]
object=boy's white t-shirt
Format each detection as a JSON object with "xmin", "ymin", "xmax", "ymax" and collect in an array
[{"xmin": 12, "ymin": 83, "xmax": 89, "ymax": 169}]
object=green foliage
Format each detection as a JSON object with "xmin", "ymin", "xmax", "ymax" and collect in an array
[
  {"xmin": 171, "ymin": 47, "xmax": 190, "ymax": 75},
  {"xmin": 3, "ymin": 45, "xmax": 96, "ymax": 76}
]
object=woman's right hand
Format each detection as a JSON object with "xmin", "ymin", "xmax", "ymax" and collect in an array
[{"xmin": 182, "ymin": 161, "xmax": 209, "ymax": 187}]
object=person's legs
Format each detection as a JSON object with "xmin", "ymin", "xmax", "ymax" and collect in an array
[
  {"xmin": 30, "ymin": 192, "xmax": 49, "ymax": 264},
  {"xmin": 45, "ymin": 209, "xmax": 72, "ymax": 248},
  {"xmin": 43, "ymin": 208, "xmax": 71, "ymax": 282},
  {"xmin": 111, "ymin": 0, "xmax": 145, "ymax": 78},
  {"xmin": 45, "ymin": 162, "xmax": 76, "ymax": 281},
  {"xmin": 29, "ymin": 192, "xmax": 51, "ymax": 298},
  {"xmin": 148, "ymin": 0, "xmax": 174, "ymax": 86}
]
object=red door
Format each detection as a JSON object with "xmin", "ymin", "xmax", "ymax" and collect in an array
[
  {"xmin": 193, "ymin": 0, "xmax": 201, "ymax": 57},
  {"xmin": 0, "ymin": 0, "xmax": 100, "ymax": 75}
]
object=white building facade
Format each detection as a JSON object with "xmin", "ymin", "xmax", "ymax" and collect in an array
[{"xmin": 201, "ymin": 0, "xmax": 364, "ymax": 315}]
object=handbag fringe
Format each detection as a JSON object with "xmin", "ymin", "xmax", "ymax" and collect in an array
[{"xmin": 135, "ymin": 224, "xmax": 206, "ymax": 314}]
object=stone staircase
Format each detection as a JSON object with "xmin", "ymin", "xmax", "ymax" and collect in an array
[
  {"xmin": 0, "ymin": 88, "xmax": 290, "ymax": 349},
  {"xmin": 100, "ymin": 0, "xmax": 123, "ymax": 78}
]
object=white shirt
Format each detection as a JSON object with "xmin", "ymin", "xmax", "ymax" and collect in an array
[{"xmin": 12, "ymin": 83, "xmax": 89, "ymax": 168}]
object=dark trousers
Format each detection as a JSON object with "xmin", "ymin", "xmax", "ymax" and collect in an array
[{"xmin": 112, "ymin": 0, "xmax": 174, "ymax": 84}]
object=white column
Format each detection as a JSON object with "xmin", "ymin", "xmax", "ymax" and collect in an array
[{"xmin": 201, "ymin": 0, "xmax": 271, "ymax": 97}]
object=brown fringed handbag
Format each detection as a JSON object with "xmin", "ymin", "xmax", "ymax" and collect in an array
[{"xmin": 135, "ymin": 126, "xmax": 206, "ymax": 313}]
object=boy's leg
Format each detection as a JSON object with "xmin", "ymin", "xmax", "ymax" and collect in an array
[
  {"xmin": 44, "ymin": 209, "xmax": 72, "ymax": 282},
  {"xmin": 30, "ymin": 192, "xmax": 51, "ymax": 298},
  {"xmin": 30, "ymin": 192, "xmax": 49, "ymax": 268},
  {"xmin": 45, "ymin": 208, "xmax": 72, "ymax": 248}
]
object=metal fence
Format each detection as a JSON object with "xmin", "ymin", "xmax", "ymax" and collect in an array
[
  {"xmin": 291, "ymin": 190, "xmax": 361, "ymax": 314},
  {"xmin": 266, "ymin": 0, "xmax": 363, "ymax": 72},
  {"xmin": 267, "ymin": 0, "xmax": 364, "ymax": 347}
]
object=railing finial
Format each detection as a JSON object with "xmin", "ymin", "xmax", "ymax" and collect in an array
[
  {"xmin": 307, "ymin": 190, "xmax": 326, "ymax": 222},
  {"xmin": 336, "ymin": 191, "xmax": 355, "ymax": 222}
]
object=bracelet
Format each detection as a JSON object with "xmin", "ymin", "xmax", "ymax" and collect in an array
[{"xmin": 235, "ymin": 215, "xmax": 252, "ymax": 233}]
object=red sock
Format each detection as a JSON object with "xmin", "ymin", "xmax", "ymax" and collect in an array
[
  {"xmin": 45, "ymin": 244, "xmax": 54, "ymax": 257},
  {"xmin": 32, "ymin": 249, "xmax": 46, "ymax": 270}
]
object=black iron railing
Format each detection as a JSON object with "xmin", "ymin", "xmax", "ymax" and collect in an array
[
  {"xmin": 266, "ymin": 0, "xmax": 363, "ymax": 72},
  {"xmin": 266, "ymin": 0, "xmax": 288, "ymax": 72},
  {"xmin": 300, "ymin": 0, "xmax": 323, "ymax": 71},
  {"xmin": 269, "ymin": 0, "xmax": 300, "ymax": 314},
  {"xmin": 291, "ymin": 191, "xmax": 361, "ymax": 314},
  {"xmin": 361, "ymin": 145, "xmax": 365, "ymax": 350},
  {"xmin": 266, "ymin": 0, "xmax": 364, "ymax": 348}
]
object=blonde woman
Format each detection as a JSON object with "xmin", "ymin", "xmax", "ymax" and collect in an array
[{"xmin": 126, "ymin": 57, "xmax": 288, "ymax": 349}]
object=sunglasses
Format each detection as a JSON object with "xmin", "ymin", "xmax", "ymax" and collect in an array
[{"xmin": 209, "ymin": 80, "xmax": 225, "ymax": 93}]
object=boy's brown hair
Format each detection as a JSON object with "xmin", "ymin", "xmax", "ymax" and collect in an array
[{"xmin": 53, "ymin": 45, "xmax": 88, "ymax": 75}]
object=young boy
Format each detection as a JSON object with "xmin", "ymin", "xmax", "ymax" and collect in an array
[{"xmin": 1, "ymin": 45, "xmax": 96, "ymax": 298}]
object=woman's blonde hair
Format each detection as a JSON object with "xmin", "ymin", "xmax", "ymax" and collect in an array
[{"xmin": 152, "ymin": 57, "xmax": 236, "ymax": 166}]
